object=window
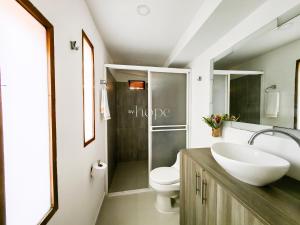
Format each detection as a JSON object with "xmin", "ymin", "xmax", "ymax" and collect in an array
[
  {"xmin": 0, "ymin": 0, "xmax": 58, "ymax": 224},
  {"xmin": 82, "ymin": 31, "xmax": 95, "ymax": 147}
]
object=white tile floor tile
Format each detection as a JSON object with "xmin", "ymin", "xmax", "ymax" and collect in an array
[{"xmin": 96, "ymin": 191, "xmax": 179, "ymax": 225}]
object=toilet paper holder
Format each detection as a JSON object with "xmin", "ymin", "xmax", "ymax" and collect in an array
[
  {"xmin": 90, "ymin": 160, "xmax": 106, "ymax": 177},
  {"xmin": 96, "ymin": 160, "xmax": 104, "ymax": 167}
]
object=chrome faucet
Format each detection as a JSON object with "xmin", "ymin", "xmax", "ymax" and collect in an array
[{"xmin": 248, "ymin": 129, "xmax": 300, "ymax": 147}]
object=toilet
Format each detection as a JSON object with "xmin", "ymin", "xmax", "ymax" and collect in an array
[{"xmin": 150, "ymin": 152, "xmax": 180, "ymax": 213}]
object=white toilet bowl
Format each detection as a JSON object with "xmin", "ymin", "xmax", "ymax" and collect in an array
[{"xmin": 150, "ymin": 153, "xmax": 180, "ymax": 213}]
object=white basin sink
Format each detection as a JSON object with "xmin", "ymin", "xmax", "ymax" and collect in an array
[{"xmin": 211, "ymin": 142, "xmax": 290, "ymax": 186}]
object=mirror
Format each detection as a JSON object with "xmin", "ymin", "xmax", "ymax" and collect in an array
[{"xmin": 213, "ymin": 13, "xmax": 300, "ymax": 130}]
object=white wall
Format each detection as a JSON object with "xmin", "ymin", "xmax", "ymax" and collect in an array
[
  {"xmin": 29, "ymin": 0, "xmax": 111, "ymax": 224},
  {"xmin": 188, "ymin": 0, "xmax": 300, "ymax": 180},
  {"xmin": 231, "ymin": 39, "xmax": 300, "ymax": 128},
  {"xmin": 189, "ymin": 56, "xmax": 214, "ymax": 147}
]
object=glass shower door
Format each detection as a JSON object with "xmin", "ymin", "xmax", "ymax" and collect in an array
[{"xmin": 149, "ymin": 71, "xmax": 188, "ymax": 170}]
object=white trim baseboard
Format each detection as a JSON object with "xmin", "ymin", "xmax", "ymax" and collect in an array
[
  {"xmin": 93, "ymin": 191, "xmax": 106, "ymax": 225},
  {"xmin": 107, "ymin": 188, "xmax": 153, "ymax": 197}
]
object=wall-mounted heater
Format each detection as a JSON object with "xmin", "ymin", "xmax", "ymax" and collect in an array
[{"xmin": 128, "ymin": 80, "xmax": 145, "ymax": 90}]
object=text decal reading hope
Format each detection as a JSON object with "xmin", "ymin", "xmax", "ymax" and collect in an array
[{"xmin": 128, "ymin": 105, "xmax": 171, "ymax": 120}]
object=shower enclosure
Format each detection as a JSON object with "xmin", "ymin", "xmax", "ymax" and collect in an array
[{"xmin": 105, "ymin": 64, "xmax": 190, "ymax": 194}]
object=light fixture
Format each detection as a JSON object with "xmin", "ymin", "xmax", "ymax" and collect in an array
[
  {"xmin": 137, "ymin": 4, "xmax": 151, "ymax": 16},
  {"xmin": 128, "ymin": 80, "xmax": 145, "ymax": 90}
]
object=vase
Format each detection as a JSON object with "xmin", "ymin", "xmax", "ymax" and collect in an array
[{"xmin": 212, "ymin": 128, "xmax": 222, "ymax": 137}]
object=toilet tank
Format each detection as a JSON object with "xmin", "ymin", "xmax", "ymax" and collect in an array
[{"xmin": 172, "ymin": 152, "xmax": 180, "ymax": 170}]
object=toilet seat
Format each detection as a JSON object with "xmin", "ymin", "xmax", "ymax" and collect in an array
[{"xmin": 150, "ymin": 167, "xmax": 179, "ymax": 185}]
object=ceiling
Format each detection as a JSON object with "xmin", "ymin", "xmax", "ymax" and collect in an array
[
  {"xmin": 215, "ymin": 6, "xmax": 300, "ymax": 69},
  {"xmin": 86, "ymin": 0, "xmax": 204, "ymax": 66},
  {"xmin": 168, "ymin": 0, "xmax": 267, "ymax": 67},
  {"xmin": 86, "ymin": 0, "xmax": 268, "ymax": 67}
]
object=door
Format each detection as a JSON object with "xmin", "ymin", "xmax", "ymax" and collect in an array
[{"xmin": 149, "ymin": 71, "xmax": 188, "ymax": 170}]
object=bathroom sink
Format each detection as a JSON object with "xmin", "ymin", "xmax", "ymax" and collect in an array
[{"xmin": 211, "ymin": 142, "xmax": 290, "ymax": 186}]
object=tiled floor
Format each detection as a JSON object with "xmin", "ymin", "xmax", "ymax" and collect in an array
[
  {"xmin": 109, "ymin": 160, "xmax": 149, "ymax": 193},
  {"xmin": 96, "ymin": 191, "xmax": 179, "ymax": 225}
]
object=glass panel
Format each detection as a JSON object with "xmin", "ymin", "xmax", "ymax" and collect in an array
[
  {"xmin": 152, "ymin": 130, "xmax": 186, "ymax": 169},
  {"xmin": 151, "ymin": 72, "xmax": 186, "ymax": 126},
  {"xmin": 0, "ymin": 1, "xmax": 51, "ymax": 224},
  {"xmin": 213, "ymin": 75, "xmax": 227, "ymax": 114}
]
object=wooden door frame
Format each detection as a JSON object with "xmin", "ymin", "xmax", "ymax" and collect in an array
[{"xmin": 0, "ymin": 69, "xmax": 6, "ymax": 225}]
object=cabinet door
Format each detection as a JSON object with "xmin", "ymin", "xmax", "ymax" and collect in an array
[
  {"xmin": 195, "ymin": 164, "xmax": 206, "ymax": 225},
  {"xmin": 180, "ymin": 153, "xmax": 205, "ymax": 225},
  {"xmin": 216, "ymin": 184, "xmax": 266, "ymax": 225},
  {"xmin": 180, "ymin": 153, "xmax": 196, "ymax": 225},
  {"xmin": 204, "ymin": 172, "xmax": 217, "ymax": 225}
]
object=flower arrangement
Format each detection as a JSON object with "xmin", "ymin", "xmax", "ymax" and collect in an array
[
  {"xmin": 203, "ymin": 114, "xmax": 239, "ymax": 137},
  {"xmin": 222, "ymin": 114, "xmax": 239, "ymax": 122},
  {"xmin": 203, "ymin": 114, "xmax": 223, "ymax": 129}
]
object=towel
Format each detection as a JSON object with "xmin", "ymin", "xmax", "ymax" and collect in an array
[
  {"xmin": 100, "ymin": 86, "xmax": 111, "ymax": 120},
  {"xmin": 265, "ymin": 91, "xmax": 280, "ymax": 118}
]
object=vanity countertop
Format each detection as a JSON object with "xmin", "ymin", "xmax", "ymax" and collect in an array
[{"xmin": 182, "ymin": 148, "xmax": 300, "ymax": 225}]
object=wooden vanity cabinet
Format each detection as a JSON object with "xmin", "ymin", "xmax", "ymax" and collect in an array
[{"xmin": 180, "ymin": 152, "xmax": 267, "ymax": 225}]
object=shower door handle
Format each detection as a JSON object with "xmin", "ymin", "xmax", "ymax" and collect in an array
[{"xmin": 151, "ymin": 125, "xmax": 187, "ymax": 132}]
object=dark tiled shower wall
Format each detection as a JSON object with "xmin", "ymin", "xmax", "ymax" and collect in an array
[
  {"xmin": 230, "ymin": 75, "xmax": 261, "ymax": 124},
  {"xmin": 116, "ymin": 82, "xmax": 148, "ymax": 162},
  {"xmin": 107, "ymin": 71, "xmax": 117, "ymax": 187}
]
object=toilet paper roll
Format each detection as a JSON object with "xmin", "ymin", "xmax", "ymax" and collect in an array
[{"xmin": 91, "ymin": 161, "xmax": 107, "ymax": 177}]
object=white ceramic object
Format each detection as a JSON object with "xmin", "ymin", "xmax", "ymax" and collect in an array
[
  {"xmin": 149, "ymin": 153, "xmax": 180, "ymax": 213},
  {"xmin": 211, "ymin": 142, "xmax": 290, "ymax": 186}
]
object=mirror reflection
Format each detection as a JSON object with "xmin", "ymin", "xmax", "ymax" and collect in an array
[{"xmin": 213, "ymin": 15, "xmax": 300, "ymax": 129}]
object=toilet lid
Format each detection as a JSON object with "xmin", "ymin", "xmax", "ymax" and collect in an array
[{"xmin": 150, "ymin": 167, "xmax": 179, "ymax": 185}]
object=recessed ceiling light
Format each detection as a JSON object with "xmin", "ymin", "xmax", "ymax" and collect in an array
[{"xmin": 137, "ymin": 4, "xmax": 151, "ymax": 16}]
